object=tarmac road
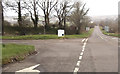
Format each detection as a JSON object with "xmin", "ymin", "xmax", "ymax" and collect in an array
[
  {"xmin": 2, "ymin": 26, "xmax": 118, "ymax": 73},
  {"xmin": 79, "ymin": 26, "xmax": 118, "ymax": 72}
]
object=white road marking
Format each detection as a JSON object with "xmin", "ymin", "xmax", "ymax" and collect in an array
[
  {"xmin": 85, "ymin": 38, "xmax": 88, "ymax": 42},
  {"xmin": 99, "ymin": 35, "xmax": 108, "ymax": 41},
  {"xmin": 76, "ymin": 61, "xmax": 81, "ymax": 66},
  {"xmin": 80, "ymin": 52, "xmax": 83, "ymax": 56},
  {"xmin": 74, "ymin": 67, "xmax": 79, "ymax": 72},
  {"xmin": 82, "ymin": 45, "xmax": 85, "ymax": 48},
  {"xmin": 73, "ymin": 38, "xmax": 88, "ymax": 73},
  {"xmin": 16, "ymin": 64, "xmax": 40, "ymax": 73},
  {"xmin": 84, "ymin": 42, "xmax": 86, "ymax": 46},
  {"xmin": 82, "ymin": 38, "xmax": 86, "ymax": 43},
  {"xmin": 112, "ymin": 38, "xmax": 117, "ymax": 39},
  {"xmin": 79, "ymin": 56, "xmax": 82, "ymax": 60},
  {"xmin": 82, "ymin": 49, "xmax": 84, "ymax": 52},
  {"xmin": 100, "ymin": 36, "xmax": 103, "ymax": 39},
  {"xmin": 98, "ymin": 34, "xmax": 103, "ymax": 39}
]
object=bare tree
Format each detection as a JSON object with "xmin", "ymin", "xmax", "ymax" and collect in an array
[
  {"xmin": 24, "ymin": 0, "xmax": 39, "ymax": 29},
  {"xmin": 4, "ymin": 0, "xmax": 23, "ymax": 27},
  {"xmin": 99, "ymin": 18, "xmax": 118, "ymax": 33},
  {"xmin": 70, "ymin": 2, "xmax": 89, "ymax": 34},
  {"xmin": 54, "ymin": 1, "xmax": 73, "ymax": 30},
  {"xmin": 37, "ymin": 0, "xmax": 57, "ymax": 33},
  {"xmin": 3, "ymin": 0, "xmax": 26, "ymax": 35},
  {"xmin": 54, "ymin": 2, "xmax": 64, "ymax": 29},
  {"xmin": 62, "ymin": 1, "xmax": 73, "ymax": 31}
]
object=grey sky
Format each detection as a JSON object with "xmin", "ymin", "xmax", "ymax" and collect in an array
[
  {"xmin": 83, "ymin": 0, "xmax": 119, "ymax": 16},
  {"xmin": 4, "ymin": 0, "xmax": 120, "ymax": 16}
]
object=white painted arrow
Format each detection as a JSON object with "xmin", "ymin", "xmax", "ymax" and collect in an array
[{"xmin": 16, "ymin": 64, "xmax": 40, "ymax": 74}]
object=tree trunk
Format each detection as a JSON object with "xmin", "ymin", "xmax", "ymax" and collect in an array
[
  {"xmin": 58, "ymin": 17, "xmax": 62, "ymax": 29},
  {"xmin": 64, "ymin": 16, "xmax": 66, "ymax": 33},
  {"xmin": 58, "ymin": 21, "xmax": 62, "ymax": 29},
  {"xmin": 1, "ymin": 1, "xmax": 4, "ymax": 36},
  {"xmin": 76, "ymin": 25, "xmax": 81, "ymax": 34},
  {"xmin": 46, "ymin": 14, "xmax": 49, "ymax": 26},
  {"xmin": 44, "ymin": 14, "xmax": 47, "ymax": 33},
  {"xmin": 18, "ymin": 1, "xmax": 22, "ymax": 27},
  {"xmin": 18, "ymin": 1, "xmax": 25, "ymax": 35},
  {"xmin": 33, "ymin": 0, "xmax": 38, "ymax": 29},
  {"xmin": 45, "ymin": 13, "xmax": 49, "ymax": 31}
]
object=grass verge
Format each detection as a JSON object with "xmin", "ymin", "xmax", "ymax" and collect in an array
[
  {"xmin": 100, "ymin": 27, "xmax": 119, "ymax": 37},
  {"xmin": 2, "ymin": 44, "xmax": 35, "ymax": 65},
  {"xmin": 65, "ymin": 28, "xmax": 94, "ymax": 39},
  {"xmin": 2, "ymin": 28, "xmax": 94, "ymax": 40}
]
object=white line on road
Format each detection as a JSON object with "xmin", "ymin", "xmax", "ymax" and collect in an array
[
  {"xmin": 112, "ymin": 38, "xmax": 117, "ymax": 39},
  {"xmin": 86, "ymin": 38, "xmax": 88, "ymax": 42},
  {"xmin": 16, "ymin": 64, "xmax": 40, "ymax": 73},
  {"xmin": 84, "ymin": 42, "xmax": 86, "ymax": 46},
  {"xmin": 82, "ymin": 45, "xmax": 85, "ymax": 48},
  {"xmin": 82, "ymin": 38, "xmax": 86, "ymax": 43},
  {"xmin": 76, "ymin": 61, "xmax": 81, "ymax": 66},
  {"xmin": 80, "ymin": 52, "xmax": 84, "ymax": 56},
  {"xmin": 79, "ymin": 56, "xmax": 82, "ymax": 60},
  {"xmin": 99, "ymin": 34, "xmax": 109, "ymax": 42},
  {"xmin": 73, "ymin": 38, "xmax": 88, "ymax": 73},
  {"xmin": 98, "ymin": 34, "xmax": 103, "ymax": 39},
  {"xmin": 82, "ymin": 49, "xmax": 84, "ymax": 52},
  {"xmin": 74, "ymin": 67, "xmax": 79, "ymax": 72}
]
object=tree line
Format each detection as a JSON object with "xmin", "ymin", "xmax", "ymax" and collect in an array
[
  {"xmin": 99, "ymin": 18, "xmax": 118, "ymax": 33},
  {"xmin": 1, "ymin": 0, "xmax": 91, "ymax": 35}
]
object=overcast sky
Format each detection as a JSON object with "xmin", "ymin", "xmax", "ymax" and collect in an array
[
  {"xmin": 83, "ymin": 0, "xmax": 119, "ymax": 16},
  {"xmin": 4, "ymin": 0, "xmax": 120, "ymax": 17}
]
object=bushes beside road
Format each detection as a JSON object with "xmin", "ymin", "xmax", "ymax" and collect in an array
[
  {"xmin": 2, "ymin": 28, "xmax": 94, "ymax": 40},
  {"xmin": 100, "ymin": 27, "xmax": 119, "ymax": 37}
]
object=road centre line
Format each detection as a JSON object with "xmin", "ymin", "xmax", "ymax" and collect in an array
[
  {"xmin": 74, "ymin": 67, "xmax": 79, "ymax": 72},
  {"xmin": 83, "ymin": 44, "xmax": 85, "ymax": 48},
  {"xmin": 82, "ymin": 38, "xmax": 86, "ymax": 43},
  {"xmin": 73, "ymin": 38, "xmax": 88, "ymax": 73},
  {"xmin": 82, "ymin": 49, "xmax": 85, "ymax": 52},
  {"xmin": 80, "ymin": 52, "xmax": 84, "ymax": 56},
  {"xmin": 76, "ymin": 61, "xmax": 81, "ymax": 66},
  {"xmin": 79, "ymin": 56, "xmax": 82, "ymax": 60},
  {"xmin": 84, "ymin": 42, "xmax": 86, "ymax": 45},
  {"xmin": 86, "ymin": 38, "xmax": 88, "ymax": 42}
]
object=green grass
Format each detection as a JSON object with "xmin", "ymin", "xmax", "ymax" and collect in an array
[
  {"xmin": 2, "ymin": 44, "xmax": 35, "ymax": 65},
  {"xmin": 65, "ymin": 28, "xmax": 94, "ymax": 39},
  {"xmin": 2, "ymin": 34, "xmax": 58, "ymax": 40},
  {"xmin": 2, "ymin": 28, "xmax": 94, "ymax": 40},
  {"xmin": 100, "ymin": 27, "xmax": 119, "ymax": 37}
]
